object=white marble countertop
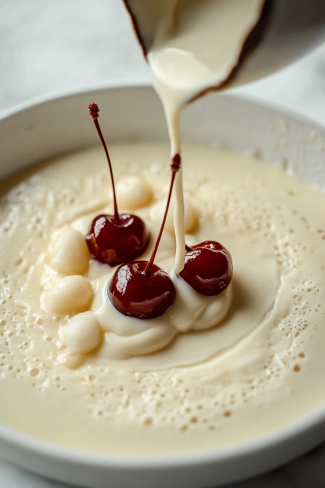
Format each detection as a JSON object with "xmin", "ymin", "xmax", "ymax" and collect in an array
[{"xmin": 1, "ymin": 1, "xmax": 325, "ymax": 487}]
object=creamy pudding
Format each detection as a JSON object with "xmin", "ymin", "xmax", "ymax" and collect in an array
[{"xmin": 0, "ymin": 141, "xmax": 324, "ymax": 454}]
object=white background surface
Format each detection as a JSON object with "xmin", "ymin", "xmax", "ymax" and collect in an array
[{"xmin": 1, "ymin": 1, "xmax": 325, "ymax": 487}]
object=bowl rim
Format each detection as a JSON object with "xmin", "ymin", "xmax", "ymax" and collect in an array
[
  {"xmin": 0, "ymin": 80, "xmax": 146, "ymax": 120},
  {"xmin": 1, "ymin": 401, "xmax": 325, "ymax": 468},
  {"xmin": 0, "ymin": 81, "xmax": 324, "ymax": 135},
  {"xmin": 0, "ymin": 84, "xmax": 325, "ymax": 472}
]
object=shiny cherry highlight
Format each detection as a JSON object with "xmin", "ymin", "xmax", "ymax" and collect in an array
[
  {"xmin": 86, "ymin": 213, "xmax": 148, "ymax": 266},
  {"xmin": 179, "ymin": 241, "xmax": 233, "ymax": 296},
  {"xmin": 85, "ymin": 103, "xmax": 148, "ymax": 266},
  {"xmin": 109, "ymin": 261, "xmax": 175, "ymax": 319},
  {"xmin": 108, "ymin": 154, "xmax": 181, "ymax": 319}
]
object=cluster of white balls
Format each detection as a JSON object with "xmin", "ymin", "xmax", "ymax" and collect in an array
[{"xmin": 40, "ymin": 174, "xmax": 197, "ymax": 361}]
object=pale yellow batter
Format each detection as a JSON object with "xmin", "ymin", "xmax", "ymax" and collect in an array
[{"xmin": 0, "ymin": 142, "xmax": 324, "ymax": 455}]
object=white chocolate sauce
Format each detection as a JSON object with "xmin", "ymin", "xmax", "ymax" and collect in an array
[{"xmin": 0, "ymin": 143, "xmax": 324, "ymax": 455}]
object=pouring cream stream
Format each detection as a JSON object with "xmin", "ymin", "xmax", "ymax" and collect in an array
[{"xmin": 123, "ymin": 0, "xmax": 270, "ymax": 271}]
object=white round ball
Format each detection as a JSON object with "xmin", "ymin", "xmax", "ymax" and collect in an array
[
  {"xmin": 41, "ymin": 276, "xmax": 94, "ymax": 315},
  {"xmin": 60, "ymin": 312, "xmax": 102, "ymax": 354},
  {"xmin": 49, "ymin": 229, "xmax": 90, "ymax": 275},
  {"xmin": 116, "ymin": 175, "xmax": 152, "ymax": 210},
  {"xmin": 144, "ymin": 223, "xmax": 175, "ymax": 261},
  {"xmin": 150, "ymin": 198, "xmax": 197, "ymax": 233}
]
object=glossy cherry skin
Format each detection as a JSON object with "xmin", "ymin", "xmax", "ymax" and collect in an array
[
  {"xmin": 179, "ymin": 241, "xmax": 233, "ymax": 296},
  {"xmin": 86, "ymin": 213, "xmax": 149, "ymax": 266},
  {"xmin": 108, "ymin": 261, "xmax": 176, "ymax": 319}
]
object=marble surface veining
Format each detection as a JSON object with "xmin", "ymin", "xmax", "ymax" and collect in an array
[{"xmin": 0, "ymin": 1, "xmax": 325, "ymax": 487}]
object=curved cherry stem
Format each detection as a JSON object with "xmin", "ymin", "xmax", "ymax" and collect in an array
[
  {"xmin": 88, "ymin": 102, "xmax": 120, "ymax": 224},
  {"xmin": 143, "ymin": 154, "xmax": 181, "ymax": 277}
]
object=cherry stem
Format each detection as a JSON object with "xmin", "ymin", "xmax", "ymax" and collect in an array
[
  {"xmin": 88, "ymin": 103, "xmax": 120, "ymax": 224},
  {"xmin": 143, "ymin": 154, "xmax": 181, "ymax": 277}
]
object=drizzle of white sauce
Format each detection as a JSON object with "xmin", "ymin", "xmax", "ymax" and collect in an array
[
  {"xmin": 128, "ymin": 0, "xmax": 265, "ymax": 270},
  {"xmin": 91, "ymin": 267, "xmax": 231, "ymax": 358}
]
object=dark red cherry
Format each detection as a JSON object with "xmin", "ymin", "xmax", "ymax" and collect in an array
[
  {"xmin": 108, "ymin": 154, "xmax": 181, "ymax": 319},
  {"xmin": 179, "ymin": 241, "xmax": 233, "ymax": 296},
  {"xmin": 86, "ymin": 102, "xmax": 148, "ymax": 266},
  {"xmin": 86, "ymin": 213, "xmax": 148, "ymax": 266},
  {"xmin": 108, "ymin": 261, "xmax": 175, "ymax": 319}
]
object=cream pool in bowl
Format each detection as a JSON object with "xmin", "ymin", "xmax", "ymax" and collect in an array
[{"xmin": 0, "ymin": 85, "xmax": 325, "ymax": 488}]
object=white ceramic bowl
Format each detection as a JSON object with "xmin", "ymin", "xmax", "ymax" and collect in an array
[{"xmin": 0, "ymin": 86, "xmax": 325, "ymax": 488}]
